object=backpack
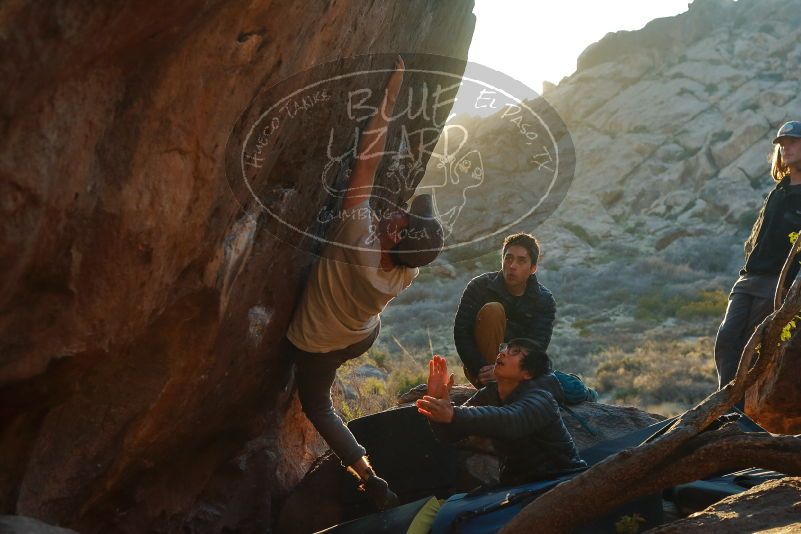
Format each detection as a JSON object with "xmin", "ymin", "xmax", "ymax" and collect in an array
[{"xmin": 553, "ymin": 370, "xmax": 599, "ymax": 405}]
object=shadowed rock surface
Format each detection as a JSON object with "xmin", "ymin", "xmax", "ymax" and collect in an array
[
  {"xmin": 646, "ymin": 477, "xmax": 801, "ymax": 533},
  {"xmin": 0, "ymin": 1, "xmax": 475, "ymax": 532}
]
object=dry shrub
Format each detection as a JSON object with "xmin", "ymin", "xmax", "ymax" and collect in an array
[
  {"xmin": 591, "ymin": 337, "xmax": 717, "ymax": 416},
  {"xmin": 332, "ymin": 347, "xmax": 466, "ymax": 422},
  {"xmin": 635, "ymin": 289, "xmax": 727, "ymax": 321}
]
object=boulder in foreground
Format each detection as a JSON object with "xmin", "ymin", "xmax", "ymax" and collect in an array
[{"xmin": 646, "ymin": 477, "xmax": 801, "ymax": 533}]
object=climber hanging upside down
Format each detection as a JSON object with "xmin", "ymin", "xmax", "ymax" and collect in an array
[{"xmin": 285, "ymin": 55, "xmax": 444, "ymax": 510}]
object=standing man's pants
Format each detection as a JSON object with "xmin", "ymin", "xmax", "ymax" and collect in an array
[
  {"xmin": 464, "ymin": 302, "xmax": 506, "ymax": 387},
  {"xmin": 714, "ymin": 290, "xmax": 774, "ymax": 389},
  {"xmin": 290, "ymin": 325, "xmax": 380, "ymax": 467}
]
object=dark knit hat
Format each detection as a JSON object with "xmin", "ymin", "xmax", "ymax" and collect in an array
[
  {"xmin": 392, "ymin": 194, "xmax": 444, "ymax": 267},
  {"xmin": 506, "ymin": 338, "xmax": 552, "ymax": 376}
]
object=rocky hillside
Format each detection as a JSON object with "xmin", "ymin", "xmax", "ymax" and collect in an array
[
  {"xmin": 381, "ymin": 0, "xmax": 801, "ymax": 424},
  {"xmin": 543, "ymin": 0, "xmax": 801, "ymax": 266},
  {"xmin": 535, "ymin": 0, "xmax": 801, "ymax": 380},
  {"xmin": 0, "ymin": 1, "xmax": 474, "ymax": 532}
]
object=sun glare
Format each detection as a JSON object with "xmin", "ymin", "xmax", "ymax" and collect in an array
[{"xmin": 468, "ymin": 0, "xmax": 692, "ymax": 93}]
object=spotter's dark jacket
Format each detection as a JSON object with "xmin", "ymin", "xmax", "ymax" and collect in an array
[
  {"xmin": 430, "ymin": 372, "xmax": 586, "ymax": 485},
  {"xmin": 742, "ymin": 176, "xmax": 801, "ymax": 283},
  {"xmin": 453, "ymin": 271, "xmax": 556, "ymax": 377}
]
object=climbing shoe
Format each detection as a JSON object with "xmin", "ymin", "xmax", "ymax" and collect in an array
[{"xmin": 361, "ymin": 472, "xmax": 399, "ymax": 511}]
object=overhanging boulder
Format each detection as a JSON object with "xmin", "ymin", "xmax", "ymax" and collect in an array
[{"xmin": 0, "ymin": 2, "xmax": 475, "ymax": 532}]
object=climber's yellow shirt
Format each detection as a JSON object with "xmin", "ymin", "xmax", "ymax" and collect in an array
[{"xmin": 287, "ymin": 200, "xmax": 418, "ymax": 353}]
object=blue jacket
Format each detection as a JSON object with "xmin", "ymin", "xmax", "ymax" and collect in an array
[{"xmin": 453, "ymin": 271, "xmax": 556, "ymax": 377}]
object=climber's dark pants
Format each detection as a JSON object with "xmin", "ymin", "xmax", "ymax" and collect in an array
[
  {"xmin": 714, "ymin": 290, "xmax": 773, "ymax": 408},
  {"xmin": 290, "ymin": 325, "xmax": 379, "ymax": 467}
]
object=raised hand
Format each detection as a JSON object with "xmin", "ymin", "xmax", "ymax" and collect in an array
[
  {"xmin": 343, "ymin": 56, "xmax": 405, "ymax": 209},
  {"xmin": 385, "ymin": 55, "xmax": 405, "ymax": 101},
  {"xmin": 426, "ymin": 354, "xmax": 454, "ymax": 399},
  {"xmin": 477, "ymin": 364, "xmax": 496, "ymax": 386},
  {"xmin": 416, "ymin": 395, "xmax": 454, "ymax": 423}
]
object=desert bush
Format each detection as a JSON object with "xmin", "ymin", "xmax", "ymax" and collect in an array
[
  {"xmin": 389, "ymin": 369, "xmax": 428, "ymax": 397},
  {"xmin": 362, "ymin": 377, "xmax": 387, "ymax": 396},
  {"xmin": 675, "ymin": 290, "xmax": 728, "ymax": 319},
  {"xmin": 634, "ymin": 291, "xmax": 685, "ymax": 320},
  {"xmin": 640, "ymin": 255, "xmax": 699, "ymax": 282},
  {"xmin": 541, "ymin": 253, "xmax": 708, "ymax": 313},
  {"xmin": 662, "ymin": 236, "xmax": 742, "ymax": 274},
  {"xmin": 369, "ymin": 346, "xmax": 389, "ymax": 370},
  {"xmin": 333, "ymin": 355, "xmax": 394, "ymax": 422},
  {"xmin": 334, "ymin": 375, "xmax": 395, "ymax": 422},
  {"xmin": 591, "ymin": 337, "xmax": 717, "ymax": 416},
  {"xmin": 332, "ymin": 345, "xmax": 466, "ymax": 422},
  {"xmin": 635, "ymin": 288, "xmax": 727, "ymax": 321},
  {"xmin": 571, "ymin": 319, "xmax": 593, "ymax": 338}
]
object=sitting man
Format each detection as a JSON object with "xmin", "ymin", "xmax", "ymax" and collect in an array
[
  {"xmin": 454, "ymin": 233, "xmax": 556, "ymax": 387},
  {"xmin": 286, "ymin": 56, "xmax": 444, "ymax": 510},
  {"xmin": 416, "ymin": 339, "xmax": 586, "ymax": 486}
]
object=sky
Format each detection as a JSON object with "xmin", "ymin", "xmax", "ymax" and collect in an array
[{"xmin": 468, "ymin": 0, "xmax": 693, "ymax": 93}]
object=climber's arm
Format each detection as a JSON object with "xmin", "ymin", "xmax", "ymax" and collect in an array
[{"xmin": 342, "ymin": 56, "xmax": 405, "ymax": 210}]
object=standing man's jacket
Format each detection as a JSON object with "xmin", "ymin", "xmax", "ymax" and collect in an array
[
  {"xmin": 453, "ymin": 271, "xmax": 556, "ymax": 377},
  {"xmin": 743, "ymin": 176, "xmax": 801, "ymax": 283},
  {"xmin": 429, "ymin": 372, "xmax": 586, "ymax": 485}
]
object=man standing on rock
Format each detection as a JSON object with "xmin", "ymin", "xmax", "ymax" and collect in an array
[
  {"xmin": 417, "ymin": 342, "xmax": 586, "ymax": 486},
  {"xmin": 715, "ymin": 121, "xmax": 801, "ymax": 396},
  {"xmin": 453, "ymin": 233, "xmax": 556, "ymax": 387},
  {"xmin": 286, "ymin": 56, "xmax": 444, "ymax": 510}
]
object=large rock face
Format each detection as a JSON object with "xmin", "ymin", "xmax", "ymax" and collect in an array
[{"xmin": 0, "ymin": 1, "xmax": 474, "ymax": 532}]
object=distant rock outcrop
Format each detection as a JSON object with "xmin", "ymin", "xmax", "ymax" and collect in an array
[
  {"xmin": 548, "ymin": 0, "xmax": 801, "ymax": 241},
  {"xmin": 446, "ymin": 0, "xmax": 801, "ymax": 268},
  {"xmin": 0, "ymin": 1, "xmax": 474, "ymax": 532},
  {"xmin": 542, "ymin": 0, "xmax": 801, "ymax": 434}
]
